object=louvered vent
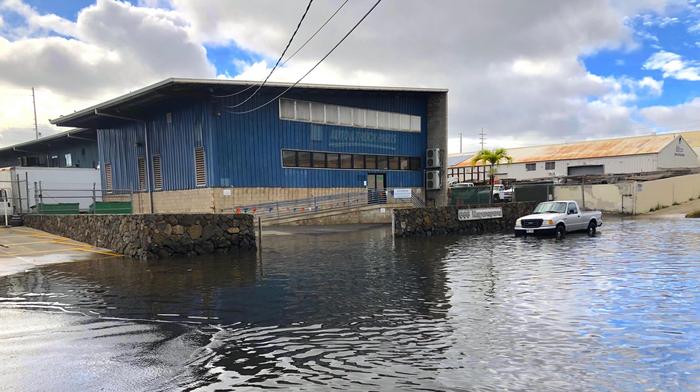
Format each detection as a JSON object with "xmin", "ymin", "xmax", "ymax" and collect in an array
[
  {"xmin": 152, "ymin": 155, "xmax": 163, "ymax": 190},
  {"xmin": 104, "ymin": 163, "xmax": 113, "ymax": 192},
  {"xmin": 194, "ymin": 146, "xmax": 206, "ymax": 187},
  {"xmin": 137, "ymin": 156, "xmax": 146, "ymax": 191}
]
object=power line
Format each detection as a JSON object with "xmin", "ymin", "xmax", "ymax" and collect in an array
[
  {"xmin": 213, "ymin": 0, "xmax": 350, "ymax": 100},
  {"xmin": 222, "ymin": 0, "xmax": 315, "ymax": 107},
  {"xmin": 224, "ymin": 0, "xmax": 383, "ymax": 116}
]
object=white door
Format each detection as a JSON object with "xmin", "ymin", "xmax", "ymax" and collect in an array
[{"xmin": 566, "ymin": 202, "xmax": 584, "ymax": 230}]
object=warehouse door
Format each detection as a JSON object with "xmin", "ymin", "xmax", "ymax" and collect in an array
[
  {"xmin": 367, "ymin": 173, "xmax": 386, "ymax": 204},
  {"xmin": 567, "ymin": 165, "xmax": 604, "ymax": 176}
]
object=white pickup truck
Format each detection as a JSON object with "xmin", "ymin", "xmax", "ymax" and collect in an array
[{"xmin": 514, "ymin": 200, "xmax": 602, "ymax": 239}]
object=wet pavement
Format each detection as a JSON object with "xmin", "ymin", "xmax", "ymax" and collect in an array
[
  {"xmin": 0, "ymin": 217, "xmax": 699, "ymax": 391},
  {"xmin": 0, "ymin": 227, "xmax": 119, "ymax": 277}
]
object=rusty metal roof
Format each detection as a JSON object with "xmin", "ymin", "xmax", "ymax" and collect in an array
[{"xmin": 453, "ymin": 133, "xmax": 682, "ymax": 167}]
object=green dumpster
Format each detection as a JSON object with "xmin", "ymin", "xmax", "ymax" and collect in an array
[{"xmin": 90, "ymin": 201, "xmax": 132, "ymax": 214}]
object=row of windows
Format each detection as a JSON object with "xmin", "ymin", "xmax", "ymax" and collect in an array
[
  {"xmin": 282, "ymin": 150, "xmax": 421, "ymax": 171},
  {"xmin": 279, "ymin": 98, "xmax": 421, "ymax": 133},
  {"xmin": 526, "ymin": 161, "xmax": 556, "ymax": 171}
]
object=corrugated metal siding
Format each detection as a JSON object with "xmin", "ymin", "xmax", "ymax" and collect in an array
[
  {"xmin": 99, "ymin": 88, "xmax": 430, "ymax": 191},
  {"xmin": 209, "ymin": 89, "xmax": 428, "ymax": 188}
]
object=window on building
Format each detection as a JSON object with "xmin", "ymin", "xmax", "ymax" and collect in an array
[
  {"xmin": 545, "ymin": 161, "xmax": 555, "ymax": 170},
  {"xmin": 327, "ymin": 153, "xmax": 339, "ymax": 169},
  {"xmin": 389, "ymin": 156, "xmax": 400, "ymax": 170},
  {"xmin": 365, "ymin": 155, "xmax": 377, "ymax": 169},
  {"xmin": 526, "ymin": 163, "xmax": 536, "ymax": 171},
  {"xmin": 400, "ymin": 156, "xmax": 409, "ymax": 170},
  {"xmin": 377, "ymin": 155, "xmax": 388, "ymax": 170},
  {"xmin": 278, "ymin": 98, "xmax": 421, "ymax": 132},
  {"xmin": 353, "ymin": 154, "xmax": 365, "ymax": 169},
  {"xmin": 104, "ymin": 163, "xmax": 113, "ymax": 192},
  {"xmin": 65, "ymin": 153, "xmax": 72, "ymax": 167},
  {"xmin": 152, "ymin": 155, "xmax": 163, "ymax": 190},
  {"xmin": 281, "ymin": 150, "xmax": 422, "ymax": 172},
  {"xmin": 340, "ymin": 154, "xmax": 353, "ymax": 169},
  {"xmin": 282, "ymin": 150, "xmax": 297, "ymax": 167},
  {"xmin": 297, "ymin": 151, "xmax": 311, "ymax": 167},
  {"xmin": 296, "ymin": 101, "xmax": 310, "ymax": 121},
  {"xmin": 280, "ymin": 99, "xmax": 296, "ymax": 119},
  {"xmin": 325, "ymin": 105, "xmax": 339, "ymax": 124},
  {"xmin": 312, "ymin": 152, "xmax": 326, "ymax": 168},
  {"xmin": 409, "ymin": 157, "xmax": 421, "ymax": 170},
  {"xmin": 137, "ymin": 156, "xmax": 146, "ymax": 191},
  {"xmin": 310, "ymin": 102, "xmax": 325, "ymax": 123},
  {"xmin": 194, "ymin": 146, "xmax": 207, "ymax": 187}
]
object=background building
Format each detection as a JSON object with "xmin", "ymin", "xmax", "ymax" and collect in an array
[
  {"xmin": 449, "ymin": 133, "xmax": 698, "ymax": 182},
  {"xmin": 0, "ymin": 128, "xmax": 98, "ymax": 169},
  {"xmin": 51, "ymin": 78, "xmax": 448, "ymax": 213}
]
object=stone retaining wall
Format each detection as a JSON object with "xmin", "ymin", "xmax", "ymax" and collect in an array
[
  {"xmin": 393, "ymin": 202, "xmax": 538, "ymax": 236},
  {"xmin": 24, "ymin": 214, "xmax": 256, "ymax": 259}
]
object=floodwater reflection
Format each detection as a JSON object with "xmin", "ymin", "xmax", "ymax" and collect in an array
[{"xmin": 1, "ymin": 218, "xmax": 699, "ymax": 391}]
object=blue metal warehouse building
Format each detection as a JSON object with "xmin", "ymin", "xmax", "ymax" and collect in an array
[
  {"xmin": 0, "ymin": 128, "xmax": 98, "ymax": 169},
  {"xmin": 51, "ymin": 78, "xmax": 448, "ymax": 213}
]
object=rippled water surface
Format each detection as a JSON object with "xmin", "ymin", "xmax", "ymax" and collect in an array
[{"xmin": 1, "ymin": 218, "xmax": 699, "ymax": 391}]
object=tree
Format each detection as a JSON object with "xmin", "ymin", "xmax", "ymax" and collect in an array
[{"xmin": 470, "ymin": 148, "xmax": 513, "ymax": 204}]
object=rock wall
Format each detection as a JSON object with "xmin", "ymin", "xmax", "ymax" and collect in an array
[
  {"xmin": 24, "ymin": 214, "xmax": 256, "ymax": 260},
  {"xmin": 393, "ymin": 202, "xmax": 538, "ymax": 236}
]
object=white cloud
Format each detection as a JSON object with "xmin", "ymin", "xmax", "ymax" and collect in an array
[
  {"xmin": 643, "ymin": 50, "xmax": 700, "ymax": 80},
  {"xmin": 640, "ymin": 97, "xmax": 700, "ymax": 131},
  {"xmin": 638, "ymin": 76, "xmax": 664, "ymax": 95}
]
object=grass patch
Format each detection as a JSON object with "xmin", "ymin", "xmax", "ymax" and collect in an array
[{"xmin": 686, "ymin": 210, "xmax": 700, "ymax": 218}]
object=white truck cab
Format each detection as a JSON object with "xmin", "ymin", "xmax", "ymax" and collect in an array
[{"xmin": 514, "ymin": 200, "xmax": 602, "ymax": 239}]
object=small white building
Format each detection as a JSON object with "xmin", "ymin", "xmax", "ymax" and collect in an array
[{"xmin": 450, "ymin": 133, "xmax": 698, "ymax": 182}]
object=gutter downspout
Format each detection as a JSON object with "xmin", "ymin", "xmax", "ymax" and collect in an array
[{"xmin": 94, "ymin": 109, "xmax": 154, "ymax": 214}]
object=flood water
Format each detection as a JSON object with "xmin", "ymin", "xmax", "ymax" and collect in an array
[{"xmin": 1, "ymin": 218, "xmax": 699, "ymax": 391}]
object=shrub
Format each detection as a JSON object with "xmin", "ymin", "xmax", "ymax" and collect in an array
[{"xmin": 686, "ymin": 210, "xmax": 700, "ymax": 218}]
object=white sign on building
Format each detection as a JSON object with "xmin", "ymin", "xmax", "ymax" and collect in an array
[
  {"xmin": 458, "ymin": 207, "xmax": 503, "ymax": 221},
  {"xmin": 393, "ymin": 188, "xmax": 412, "ymax": 199}
]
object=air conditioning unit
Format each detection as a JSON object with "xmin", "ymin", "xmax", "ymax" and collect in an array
[
  {"xmin": 425, "ymin": 170, "xmax": 441, "ymax": 190},
  {"xmin": 426, "ymin": 148, "xmax": 441, "ymax": 168}
]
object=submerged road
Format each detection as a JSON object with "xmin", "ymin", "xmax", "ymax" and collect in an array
[{"xmin": 0, "ymin": 217, "xmax": 699, "ymax": 391}]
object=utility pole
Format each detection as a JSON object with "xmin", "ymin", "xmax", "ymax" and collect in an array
[
  {"xmin": 479, "ymin": 128, "xmax": 486, "ymax": 151},
  {"xmin": 459, "ymin": 132, "xmax": 463, "ymax": 153},
  {"xmin": 32, "ymin": 87, "xmax": 38, "ymax": 140}
]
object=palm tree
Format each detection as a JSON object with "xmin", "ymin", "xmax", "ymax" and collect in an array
[{"xmin": 470, "ymin": 148, "xmax": 513, "ymax": 204}]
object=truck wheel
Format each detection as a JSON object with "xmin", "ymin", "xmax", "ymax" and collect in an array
[
  {"xmin": 555, "ymin": 224, "xmax": 566, "ymax": 240},
  {"xmin": 587, "ymin": 221, "xmax": 597, "ymax": 237}
]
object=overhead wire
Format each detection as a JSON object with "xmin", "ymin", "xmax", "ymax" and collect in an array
[
  {"xmin": 224, "ymin": 0, "xmax": 383, "ymax": 115},
  {"xmin": 219, "ymin": 0, "xmax": 315, "ymax": 106},
  {"xmin": 212, "ymin": 0, "xmax": 350, "ymax": 100}
]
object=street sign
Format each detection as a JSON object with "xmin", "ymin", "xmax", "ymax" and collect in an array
[{"xmin": 458, "ymin": 207, "xmax": 503, "ymax": 221}]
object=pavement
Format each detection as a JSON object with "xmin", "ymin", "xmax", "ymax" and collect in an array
[
  {"xmin": 644, "ymin": 198, "xmax": 700, "ymax": 218},
  {"xmin": 0, "ymin": 227, "xmax": 121, "ymax": 277}
]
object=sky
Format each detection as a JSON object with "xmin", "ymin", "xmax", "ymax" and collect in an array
[{"xmin": 1, "ymin": 0, "xmax": 700, "ymax": 153}]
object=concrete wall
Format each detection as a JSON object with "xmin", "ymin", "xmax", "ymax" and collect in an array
[
  {"xmin": 393, "ymin": 202, "xmax": 538, "ymax": 237},
  {"xmin": 426, "ymin": 92, "xmax": 448, "ymax": 206},
  {"xmin": 24, "ymin": 213, "xmax": 256, "ymax": 260},
  {"xmin": 635, "ymin": 173, "xmax": 700, "ymax": 213},
  {"xmin": 552, "ymin": 173, "xmax": 700, "ymax": 213}
]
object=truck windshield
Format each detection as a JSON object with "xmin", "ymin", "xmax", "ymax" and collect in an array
[{"xmin": 533, "ymin": 202, "xmax": 567, "ymax": 214}]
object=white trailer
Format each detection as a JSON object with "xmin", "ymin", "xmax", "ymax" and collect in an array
[{"xmin": 0, "ymin": 166, "xmax": 102, "ymax": 213}]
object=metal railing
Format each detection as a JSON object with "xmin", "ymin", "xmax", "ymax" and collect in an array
[{"xmin": 225, "ymin": 188, "xmax": 424, "ymax": 222}]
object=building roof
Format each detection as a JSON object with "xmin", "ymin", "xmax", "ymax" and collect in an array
[
  {"xmin": 680, "ymin": 130, "xmax": 700, "ymax": 148},
  {"xmin": 50, "ymin": 78, "xmax": 448, "ymax": 128},
  {"xmin": 0, "ymin": 128, "xmax": 95, "ymax": 152},
  {"xmin": 452, "ymin": 133, "xmax": 685, "ymax": 167}
]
